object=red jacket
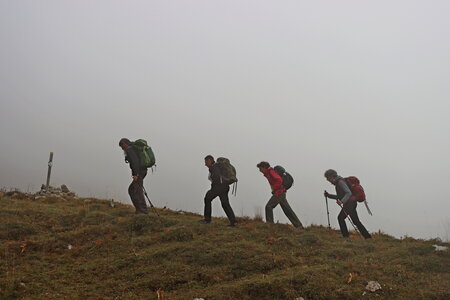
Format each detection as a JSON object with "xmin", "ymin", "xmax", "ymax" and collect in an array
[{"xmin": 263, "ymin": 167, "xmax": 286, "ymax": 196}]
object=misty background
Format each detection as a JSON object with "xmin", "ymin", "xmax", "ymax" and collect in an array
[{"xmin": 1, "ymin": 1, "xmax": 449, "ymax": 241}]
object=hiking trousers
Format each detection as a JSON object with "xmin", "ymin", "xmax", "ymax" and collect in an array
[
  {"xmin": 128, "ymin": 175, "xmax": 148, "ymax": 214},
  {"xmin": 204, "ymin": 185, "xmax": 236, "ymax": 224},
  {"xmin": 265, "ymin": 192, "xmax": 303, "ymax": 228},
  {"xmin": 338, "ymin": 200, "xmax": 371, "ymax": 239}
]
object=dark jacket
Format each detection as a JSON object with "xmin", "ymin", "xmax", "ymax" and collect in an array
[
  {"xmin": 208, "ymin": 163, "xmax": 227, "ymax": 189},
  {"xmin": 124, "ymin": 145, "xmax": 146, "ymax": 177}
]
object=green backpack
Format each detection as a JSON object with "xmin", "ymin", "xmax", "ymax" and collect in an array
[
  {"xmin": 216, "ymin": 157, "xmax": 237, "ymax": 184},
  {"xmin": 132, "ymin": 139, "xmax": 156, "ymax": 168}
]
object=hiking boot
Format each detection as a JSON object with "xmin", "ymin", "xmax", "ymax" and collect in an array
[{"xmin": 198, "ymin": 219, "xmax": 211, "ymax": 224}]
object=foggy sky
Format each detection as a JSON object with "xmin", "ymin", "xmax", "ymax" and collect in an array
[{"xmin": 1, "ymin": 1, "xmax": 449, "ymax": 241}]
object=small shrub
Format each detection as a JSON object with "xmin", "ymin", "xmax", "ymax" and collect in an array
[
  {"xmin": 360, "ymin": 243, "xmax": 376, "ymax": 252},
  {"xmin": 231, "ymin": 278, "xmax": 297, "ymax": 300},
  {"xmin": 160, "ymin": 227, "xmax": 194, "ymax": 242},
  {"xmin": 0, "ymin": 289, "xmax": 20, "ymax": 300},
  {"xmin": 253, "ymin": 206, "xmax": 263, "ymax": 222},
  {"xmin": 89, "ymin": 204, "xmax": 103, "ymax": 210},
  {"xmin": 82, "ymin": 211, "xmax": 112, "ymax": 226},
  {"xmin": 5, "ymin": 191, "xmax": 28, "ymax": 200},
  {"xmin": 126, "ymin": 215, "xmax": 162, "ymax": 235},
  {"xmin": 410, "ymin": 256, "xmax": 450, "ymax": 273},
  {"xmin": 58, "ymin": 213, "xmax": 83, "ymax": 227},
  {"xmin": 408, "ymin": 246, "xmax": 434, "ymax": 256},
  {"xmin": 299, "ymin": 233, "xmax": 320, "ymax": 245},
  {"xmin": 0, "ymin": 222, "xmax": 37, "ymax": 240},
  {"xmin": 39, "ymin": 237, "xmax": 68, "ymax": 254}
]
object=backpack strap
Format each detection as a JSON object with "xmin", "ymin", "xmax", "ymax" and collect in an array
[{"xmin": 231, "ymin": 181, "xmax": 238, "ymax": 196}]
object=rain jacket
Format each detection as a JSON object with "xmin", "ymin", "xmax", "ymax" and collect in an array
[
  {"xmin": 263, "ymin": 167, "xmax": 286, "ymax": 196},
  {"xmin": 124, "ymin": 145, "xmax": 146, "ymax": 177}
]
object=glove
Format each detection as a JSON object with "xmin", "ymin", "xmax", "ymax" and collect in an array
[{"xmin": 324, "ymin": 191, "xmax": 330, "ymax": 197}]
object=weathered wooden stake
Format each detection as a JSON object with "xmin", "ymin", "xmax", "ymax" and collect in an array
[{"xmin": 46, "ymin": 152, "xmax": 54, "ymax": 189}]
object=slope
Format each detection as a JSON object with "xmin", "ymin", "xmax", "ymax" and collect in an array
[{"xmin": 0, "ymin": 192, "xmax": 449, "ymax": 300}]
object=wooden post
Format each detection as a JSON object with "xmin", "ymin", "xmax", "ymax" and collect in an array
[{"xmin": 46, "ymin": 152, "xmax": 54, "ymax": 189}]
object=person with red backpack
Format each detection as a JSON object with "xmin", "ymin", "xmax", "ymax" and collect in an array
[
  {"xmin": 324, "ymin": 169, "xmax": 371, "ymax": 239},
  {"xmin": 257, "ymin": 161, "xmax": 303, "ymax": 228}
]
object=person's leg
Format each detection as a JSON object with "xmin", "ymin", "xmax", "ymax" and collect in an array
[
  {"xmin": 338, "ymin": 208, "xmax": 349, "ymax": 237},
  {"xmin": 346, "ymin": 201, "xmax": 372, "ymax": 239},
  {"xmin": 265, "ymin": 194, "xmax": 280, "ymax": 223},
  {"xmin": 128, "ymin": 181, "xmax": 138, "ymax": 212},
  {"xmin": 279, "ymin": 193, "xmax": 303, "ymax": 228},
  {"xmin": 218, "ymin": 186, "xmax": 236, "ymax": 225},
  {"xmin": 136, "ymin": 177, "xmax": 148, "ymax": 214},
  {"xmin": 129, "ymin": 178, "xmax": 148, "ymax": 214},
  {"xmin": 203, "ymin": 189, "xmax": 217, "ymax": 223}
]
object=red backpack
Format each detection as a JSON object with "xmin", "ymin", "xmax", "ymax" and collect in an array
[{"xmin": 344, "ymin": 176, "xmax": 366, "ymax": 202}]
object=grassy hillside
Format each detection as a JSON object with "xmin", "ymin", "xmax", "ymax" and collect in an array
[{"xmin": 1, "ymin": 192, "xmax": 449, "ymax": 300}]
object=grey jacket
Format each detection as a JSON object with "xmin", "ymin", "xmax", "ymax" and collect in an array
[{"xmin": 327, "ymin": 176, "xmax": 352, "ymax": 204}]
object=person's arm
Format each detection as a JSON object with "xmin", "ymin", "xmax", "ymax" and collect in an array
[
  {"xmin": 325, "ymin": 192, "xmax": 338, "ymax": 200},
  {"xmin": 338, "ymin": 180, "xmax": 352, "ymax": 204}
]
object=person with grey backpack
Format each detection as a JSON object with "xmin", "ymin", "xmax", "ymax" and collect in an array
[{"xmin": 199, "ymin": 155, "xmax": 237, "ymax": 227}]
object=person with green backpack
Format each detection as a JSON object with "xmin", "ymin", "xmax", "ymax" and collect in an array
[
  {"xmin": 199, "ymin": 155, "xmax": 237, "ymax": 227},
  {"xmin": 119, "ymin": 138, "xmax": 155, "ymax": 215}
]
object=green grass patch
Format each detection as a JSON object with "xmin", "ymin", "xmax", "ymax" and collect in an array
[{"xmin": 0, "ymin": 195, "xmax": 449, "ymax": 299}]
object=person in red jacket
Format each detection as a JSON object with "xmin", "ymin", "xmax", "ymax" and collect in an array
[{"xmin": 257, "ymin": 161, "xmax": 303, "ymax": 228}]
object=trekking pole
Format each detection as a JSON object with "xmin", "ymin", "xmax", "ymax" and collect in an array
[
  {"xmin": 142, "ymin": 185, "xmax": 160, "ymax": 217},
  {"xmin": 324, "ymin": 192, "xmax": 331, "ymax": 230},
  {"xmin": 337, "ymin": 202, "xmax": 363, "ymax": 238}
]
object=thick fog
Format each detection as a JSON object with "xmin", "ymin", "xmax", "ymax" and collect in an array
[{"xmin": 1, "ymin": 1, "xmax": 449, "ymax": 241}]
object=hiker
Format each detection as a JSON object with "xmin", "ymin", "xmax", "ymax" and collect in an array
[
  {"xmin": 199, "ymin": 155, "xmax": 237, "ymax": 226},
  {"xmin": 257, "ymin": 161, "xmax": 303, "ymax": 228},
  {"xmin": 324, "ymin": 169, "xmax": 372, "ymax": 239},
  {"xmin": 119, "ymin": 138, "xmax": 148, "ymax": 214}
]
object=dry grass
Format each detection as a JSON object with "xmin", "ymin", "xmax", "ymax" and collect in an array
[{"xmin": 0, "ymin": 192, "xmax": 449, "ymax": 300}]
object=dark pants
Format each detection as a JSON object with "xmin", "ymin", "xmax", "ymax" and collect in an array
[
  {"xmin": 204, "ymin": 185, "xmax": 236, "ymax": 224},
  {"xmin": 128, "ymin": 173, "xmax": 148, "ymax": 214},
  {"xmin": 265, "ymin": 192, "xmax": 303, "ymax": 228},
  {"xmin": 338, "ymin": 201, "xmax": 371, "ymax": 238}
]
